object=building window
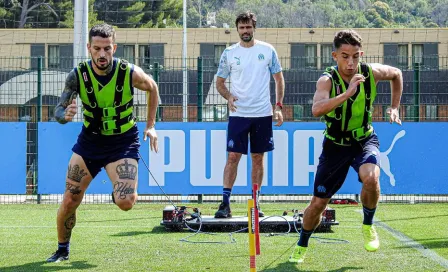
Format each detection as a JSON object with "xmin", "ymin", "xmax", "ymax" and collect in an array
[
  {"xmin": 214, "ymin": 45, "xmax": 226, "ymax": 67},
  {"xmin": 139, "ymin": 44, "xmax": 164, "ymax": 69},
  {"xmin": 405, "ymin": 105, "xmax": 418, "ymax": 121},
  {"xmin": 200, "ymin": 43, "xmax": 226, "ymax": 71},
  {"xmin": 139, "ymin": 45, "xmax": 151, "ymax": 69},
  {"xmin": 305, "ymin": 44, "xmax": 317, "ymax": 68},
  {"xmin": 48, "ymin": 45, "xmax": 60, "ymax": 68},
  {"xmin": 397, "ymin": 44, "xmax": 408, "ymax": 68},
  {"xmin": 321, "ymin": 44, "xmax": 333, "ymax": 68},
  {"xmin": 412, "ymin": 44, "xmax": 423, "ymax": 65},
  {"xmin": 123, "ymin": 45, "xmax": 135, "ymax": 63},
  {"xmin": 47, "ymin": 44, "xmax": 73, "ymax": 69},
  {"xmin": 426, "ymin": 105, "xmax": 437, "ymax": 120}
]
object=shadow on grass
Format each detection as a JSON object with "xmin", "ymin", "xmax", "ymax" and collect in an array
[
  {"xmin": 110, "ymin": 230, "xmax": 152, "ymax": 237},
  {"xmin": 260, "ymin": 241, "xmax": 360, "ymax": 272},
  {"xmin": 0, "ymin": 261, "xmax": 96, "ymax": 272},
  {"xmin": 261, "ymin": 242, "xmax": 297, "ymax": 271},
  {"xmin": 395, "ymin": 238, "xmax": 448, "ymax": 250},
  {"xmin": 151, "ymin": 225, "xmax": 171, "ymax": 233},
  {"xmin": 262, "ymin": 263, "xmax": 363, "ymax": 272},
  {"xmin": 83, "ymin": 216, "xmax": 158, "ymax": 223},
  {"xmin": 379, "ymin": 214, "xmax": 448, "ymax": 223}
]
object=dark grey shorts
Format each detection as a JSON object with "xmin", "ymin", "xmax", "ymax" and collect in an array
[
  {"xmin": 72, "ymin": 125, "xmax": 140, "ymax": 178},
  {"xmin": 313, "ymin": 132, "xmax": 381, "ymax": 198}
]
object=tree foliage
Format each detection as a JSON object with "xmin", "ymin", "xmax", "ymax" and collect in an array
[{"xmin": 0, "ymin": 0, "xmax": 446, "ymax": 28}]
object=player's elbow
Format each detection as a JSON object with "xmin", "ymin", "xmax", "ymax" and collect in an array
[
  {"xmin": 392, "ymin": 67, "xmax": 402, "ymax": 80},
  {"xmin": 54, "ymin": 106, "xmax": 68, "ymax": 124},
  {"xmin": 216, "ymin": 80, "xmax": 224, "ymax": 89},
  {"xmin": 312, "ymin": 105, "xmax": 324, "ymax": 117}
]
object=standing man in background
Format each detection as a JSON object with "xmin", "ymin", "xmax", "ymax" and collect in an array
[
  {"xmin": 214, "ymin": 11, "xmax": 285, "ymax": 218},
  {"xmin": 47, "ymin": 23, "xmax": 159, "ymax": 262}
]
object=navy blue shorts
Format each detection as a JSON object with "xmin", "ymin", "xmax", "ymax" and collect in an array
[
  {"xmin": 313, "ymin": 132, "xmax": 380, "ymax": 198},
  {"xmin": 72, "ymin": 125, "xmax": 140, "ymax": 178},
  {"xmin": 227, "ymin": 116, "xmax": 274, "ymax": 154}
]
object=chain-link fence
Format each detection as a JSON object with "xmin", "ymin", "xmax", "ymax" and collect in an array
[{"xmin": 0, "ymin": 56, "xmax": 447, "ymax": 204}]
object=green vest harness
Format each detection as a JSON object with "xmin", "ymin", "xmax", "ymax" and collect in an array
[
  {"xmin": 77, "ymin": 59, "xmax": 135, "ymax": 135},
  {"xmin": 323, "ymin": 62, "xmax": 377, "ymax": 146}
]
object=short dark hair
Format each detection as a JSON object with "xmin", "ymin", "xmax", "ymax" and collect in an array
[
  {"xmin": 235, "ymin": 12, "xmax": 257, "ymax": 29},
  {"xmin": 89, "ymin": 23, "xmax": 116, "ymax": 42},
  {"xmin": 333, "ymin": 29, "xmax": 362, "ymax": 50}
]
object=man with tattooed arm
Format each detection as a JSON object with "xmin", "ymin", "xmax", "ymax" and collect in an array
[{"xmin": 47, "ymin": 23, "xmax": 159, "ymax": 262}]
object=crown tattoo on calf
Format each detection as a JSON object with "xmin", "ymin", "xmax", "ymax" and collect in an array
[
  {"xmin": 67, "ymin": 164, "xmax": 88, "ymax": 183},
  {"xmin": 116, "ymin": 159, "xmax": 137, "ymax": 180}
]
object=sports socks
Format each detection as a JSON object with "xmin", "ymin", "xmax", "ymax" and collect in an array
[
  {"xmin": 58, "ymin": 241, "xmax": 70, "ymax": 253},
  {"xmin": 222, "ymin": 188, "xmax": 232, "ymax": 205},
  {"xmin": 362, "ymin": 206, "xmax": 377, "ymax": 225},
  {"xmin": 297, "ymin": 229, "xmax": 313, "ymax": 247}
]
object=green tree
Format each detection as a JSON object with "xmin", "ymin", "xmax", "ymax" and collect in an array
[
  {"xmin": 59, "ymin": 0, "xmax": 102, "ymax": 28},
  {"xmin": 372, "ymin": 1, "xmax": 393, "ymax": 22},
  {"xmin": 141, "ymin": 0, "xmax": 182, "ymax": 28},
  {"xmin": 7, "ymin": 0, "xmax": 59, "ymax": 28},
  {"xmin": 394, "ymin": 12, "xmax": 412, "ymax": 25},
  {"xmin": 187, "ymin": 6, "xmax": 201, "ymax": 28},
  {"xmin": 0, "ymin": 0, "xmax": 14, "ymax": 28},
  {"xmin": 215, "ymin": 8, "xmax": 234, "ymax": 28},
  {"xmin": 431, "ymin": 2, "xmax": 448, "ymax": 26},
  {"xmin": 413, "ymin": 0, "xmax": 430, "ymax": 17}
]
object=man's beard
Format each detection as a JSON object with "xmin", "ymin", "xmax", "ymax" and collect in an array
[
  {"xmin": 241, "ymin": 34, "xmax": 253, "ymax": 42},
  {"xmin": 93, "ymin": 58, "xmax": 111, "ymax": 71}
]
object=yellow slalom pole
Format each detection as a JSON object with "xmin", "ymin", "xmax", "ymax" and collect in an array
[
  {"xmin": 252, "ymin": 183, "xmax": 260, "ymax": 255},
  {"xmin": 248, "ymin": 199, "xmax": 256, "ymax": 272}
]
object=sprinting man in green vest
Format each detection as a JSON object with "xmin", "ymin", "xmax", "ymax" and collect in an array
[
  {"xmin": 47, "ymin": 23, "xmax": 159, "ymax": 263},
  {"xmin": 289, "ymin": 29, "xmax": 403, "ymax": 264}
]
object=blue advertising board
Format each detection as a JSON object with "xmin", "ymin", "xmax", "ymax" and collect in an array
[
  {"xmin": 38, "ymin": 122, "xmax": 447, "ymax": 194},
  {"xmin": 0, "ymin": 123, "xmax": 27, "ymax": 194}
]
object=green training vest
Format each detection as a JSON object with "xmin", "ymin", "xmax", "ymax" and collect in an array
[
  {"xmin": 77, "ymin": 59, "xmax": 135, "ymax": 135},
  {"xmin": 323, "ymin": 62, "xmax": 377, "ymax": 146}
]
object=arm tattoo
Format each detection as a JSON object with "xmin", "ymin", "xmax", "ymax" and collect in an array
[{"xmin": 54, "ymin": 70, "xmax": 79, "ymax": 124}]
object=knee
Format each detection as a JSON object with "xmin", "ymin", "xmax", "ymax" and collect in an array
[
  {"xmin": 63, "ymin": 194, "xmax": 82, "ymax": 210},
  {"xmin": 306, "ymin": 198, "xmax": 328, "ymax": 215},
  {"xmin": 360, "ymin": 173, "xmax": 379, "ymax": 190},
  {"xmin": 227, "ymin": 153, "xmax": 241, "ymax": 165},
  {"xmin": 115, "ymin": 195, "xmax": 137, "ymax": 211}
]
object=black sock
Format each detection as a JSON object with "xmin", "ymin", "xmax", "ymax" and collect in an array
[
  {"xmin": 298, "ymin": 229, "xmax": 313, "ymax": 247},
  {"xmin": 363, "ymin": 206, "xmax": 377, "ymax": 225},
  {"xmin": 223, "ymin": 188, "xmax": 232, "ymax": 205},
  {"xmin": 58, "ymin": 242, "xmax": 70, "ymax": 253}
]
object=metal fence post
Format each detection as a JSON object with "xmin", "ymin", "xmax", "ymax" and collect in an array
[
  {"xmin": 36, "ymin": 56, "xmax": 42, "ymax": 203},
  {"xmin": 197, "ymin": 57, "xmax": 203, "ymax": 122},
  {"xmin": 413, "ymin": 62, "xmax": 420, "ymax": 122},
  {"xmin": 153, "ymin": 62, "xmax": 162, "ymax": 121},
  {"xmin": 197, "ymin": 57, "xmax": 203, "ymax": 203}
]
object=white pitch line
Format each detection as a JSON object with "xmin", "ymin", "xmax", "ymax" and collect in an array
[{"xmin": 356, "ymin": 210, "xmax": 448, "ymax": 269}]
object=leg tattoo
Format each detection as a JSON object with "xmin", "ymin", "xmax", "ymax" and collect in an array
[
  {"xmin": 67, "ymin": 164, "xmax": 87, "ymax": 183},
  {"xmin": 66, "ymin": 182, "xmax": 81, "ymax": 195},
  {"xmin": 64, "ymin": 213, "xmax": 76, "ymax": 241},
  {"xmin": 113, "ymin": 181, "xmax": 135, "ymax": 200}
]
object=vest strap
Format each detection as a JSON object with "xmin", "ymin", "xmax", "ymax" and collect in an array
[{"xmin": 84, "ymin": 114, "xmax": 134, "ymax": 132}]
